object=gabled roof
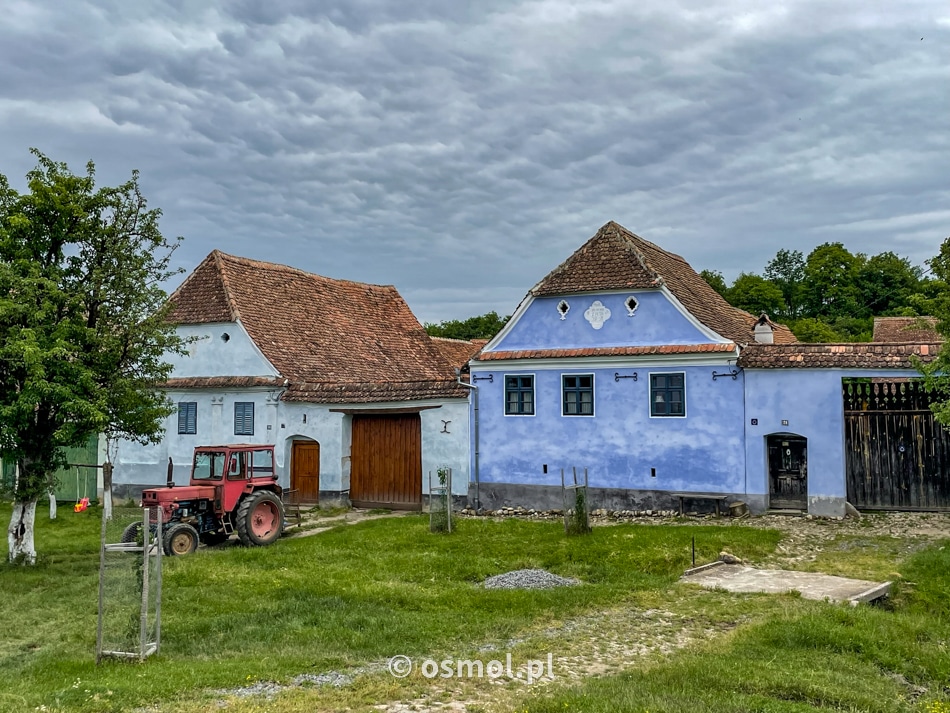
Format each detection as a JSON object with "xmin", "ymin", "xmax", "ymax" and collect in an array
[
  {"xmin": 872, "ymin": 317, "xmax": 940, "ymax": 343},
  {"xmin": 738, "ymin": 342, "xmax": 939, "ymax": 369},
  {"xmin": 168, "ymin": 251, "xmax": 466, "ymax": 403},
  {"xmin": 430, "ymin": 337, "xmax": 487, "ymax": 370},
  {"xmin": 530, "ymin": 221, "xmax": 797, "ymax": 345}
]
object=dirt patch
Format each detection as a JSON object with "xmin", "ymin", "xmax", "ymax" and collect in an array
[{"xmin": 284, "ymin": 508, "xmax": 414, "ymax": 538}]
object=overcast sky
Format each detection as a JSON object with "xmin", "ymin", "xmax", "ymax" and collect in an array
[{"xmin": 1, "ymin": 1, "xmax": 948, "ymax": 323}]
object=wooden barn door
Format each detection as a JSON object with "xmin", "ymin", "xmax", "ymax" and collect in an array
[
  {"xmin": 291, "ymin": 441, "xmax": 321, "ymax": 503},
  {"xmin": 350, "ymin": 414, "xmax": 422, "ymax": 510},
  {"xmin": 844, "ymin": 380, "xmax": 950, "ymax": 511}
]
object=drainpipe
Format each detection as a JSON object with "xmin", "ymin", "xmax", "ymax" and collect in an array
[{"xmin": 455, "ymin": 369, "xmax": 480, "ymax": 510}]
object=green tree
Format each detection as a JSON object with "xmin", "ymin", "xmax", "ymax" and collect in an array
[
  {"xmin": 764, "ymin": 249, "xmax": 805, "ymax": 318},
  {"xmin": 858, "ymin": 251, "xmax": 921, "ymax": 315},
  {"xmin": 802, "ymin": 242, "xmax": 866, "ymax": 319},
  {"xmin": 919, "ymin": 237, "xmax": 950, "ymax": 426},
  {"xmin": 1, "ymin": 151, "xmax": 184, "ymax": 564},
  {"xmin": 699, "ymin": 269, "xmax": 728, "ymax": 297},
  {"xmin": 786, "ymin": 317, "xmax": 843, "ymax": 342},
  {"xmin": 425, "ymin": 311, "xmax": 509, "ymax": 340},
  {"xmin": 726, "ymin": 273, "xmax": 786, "ymax": 318}
]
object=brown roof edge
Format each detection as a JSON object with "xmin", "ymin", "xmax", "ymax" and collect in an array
[
  {"xmin": 477, "ymin": 343, "xmax": 738, "ymax": 361},
  {"xmin": 737, "ymin": 342, "xmax": 941, "ymax": 369},
  {"xmin": 283, "ymin": 379, "xmax": 469, "ymax": 403},
  {"xmin": 213, "ymin": 250, "xmax": 242, "ymax": 324},
  {"xmin": 162, "ymin": 376, "xmax": 287, "ymax": 389}
]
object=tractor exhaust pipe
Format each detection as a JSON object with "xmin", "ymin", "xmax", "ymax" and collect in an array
[{"xmin": 166, "ymin": 457, "xmax": 175, "ymax": 488}]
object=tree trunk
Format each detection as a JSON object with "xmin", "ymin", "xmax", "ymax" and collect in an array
[
  {"xmin": 103, "ymin": 462, "xmax": 113, "ymax": 520},
  {"xmin": 48, "ymin": 490, "xmax": 57, "ymax": 520},
  {"xmin": 7, "ymin": 499, "xmax": 37, "ymax": 565}
]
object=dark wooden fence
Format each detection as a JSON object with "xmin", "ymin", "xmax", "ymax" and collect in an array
[{"xmin": 843, "ymin": 380, "xmax": 950, "ymax": 511}]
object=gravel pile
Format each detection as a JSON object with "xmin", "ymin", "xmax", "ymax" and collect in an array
[{"xmin": 482, "ymin": 568, "xmax": 580, "ymax": 590}]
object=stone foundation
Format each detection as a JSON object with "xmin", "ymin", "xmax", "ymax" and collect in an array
[{"xmin": 468, "ymin": 482, "xmax": 767, "ymax": 515}]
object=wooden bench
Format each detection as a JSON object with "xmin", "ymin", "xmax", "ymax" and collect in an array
[{"xmin": 669, "ymin": 492, "xmax": 731, "ymax": 517}]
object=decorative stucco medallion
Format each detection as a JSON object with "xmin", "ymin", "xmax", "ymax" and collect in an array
[{"xmin": 584, "ymin": 300, "xmax": 611, "ymax": 329}]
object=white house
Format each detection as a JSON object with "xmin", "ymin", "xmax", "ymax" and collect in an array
[{"xmin": 113, "ymin": 251, "xmax": 471, "ymax": 508}]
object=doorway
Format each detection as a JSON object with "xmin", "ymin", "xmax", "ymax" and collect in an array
[
  {"xmin": 767, "ymin": 434, "xmax": 807, "ymax": 509},
  {"xmin": 291, "ymin": 440, "xmax": 320, "ymax": 504}
]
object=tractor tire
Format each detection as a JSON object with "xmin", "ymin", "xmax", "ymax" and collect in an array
[
  {"xmin": 120, "ymin": 521, "xmax": 143, "ymax": 544},
  {"xmin": 236, "ymin": 490, "xmax": 285, "ymax": 547},
  {"xmin": 163, "ymin": 522, "xmax": 199, "ymax": 556}
]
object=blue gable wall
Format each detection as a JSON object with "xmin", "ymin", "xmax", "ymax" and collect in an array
[{"xmin": 490, "ymin": 292, "xmax": 723, "ymax": 352}]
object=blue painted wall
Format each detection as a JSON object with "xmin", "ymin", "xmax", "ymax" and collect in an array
[
  {"xmin": 490, "ymin": 292, "xmax": 722, "ymax": 352},
  {"xmin": 743, "ymin": 367, "xmax": 923, "ymax": 514},
  {"xmin": 743, "ymin": 369, "xmax": 845, "ymax": 502},
  {"xmin": 474, "ymin": 364, "xmax": 746, "ymax": 493}
]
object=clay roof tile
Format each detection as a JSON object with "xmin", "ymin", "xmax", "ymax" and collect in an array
[
  {"xmin": 529, "ymin": 222, "xmax": 796, "ymax": 345},
  {"xmin": 168, "ymin": 252, "xmax": 467, "ymax": 403}
]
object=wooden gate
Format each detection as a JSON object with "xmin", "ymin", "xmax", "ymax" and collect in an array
[
  {"xmin": 844, "ymin": 380, "xmax": 950, "ymax": 511},
  {"xmin": 291, "ymin": 441, "xmax": 321, "ymax": 503},
  {"xmin": 350, "ymin": 414, "xmax": 422, "ymax": 510}
]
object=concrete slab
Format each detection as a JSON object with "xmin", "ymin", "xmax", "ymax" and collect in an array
[{"xmin": 681, "ymin": 561, "xmax": 891, "ymax": 605}]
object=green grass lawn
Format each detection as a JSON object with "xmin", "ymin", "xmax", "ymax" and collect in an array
[
  {"xmin": 0, "ymin": 503, "xmax": 780, "ymax": 712},
  {"xmin": 522, "ymin": 543, "xmax": 950, "ymax": 713}
]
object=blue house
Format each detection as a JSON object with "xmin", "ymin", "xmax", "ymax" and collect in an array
[{"xmin": 468, "ymin": 222, "xmax": 946, "ymax": 517}]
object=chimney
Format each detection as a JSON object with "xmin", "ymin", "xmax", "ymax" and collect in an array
[{"xmin": 754, "ymin": 313, "xmax": 774, "ymax": 344}]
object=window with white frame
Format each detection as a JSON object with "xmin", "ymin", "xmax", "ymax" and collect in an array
[
  {"xmin": 505, "ymin": 375, "xmax": 535, "ymax": 415},
  {"xmin": 650, "ymin": 373, "xmax": 685, "ymax": 417},
  {"xmin": 562, "ymin": 374, "xmax": 594, "ymax": 416}
]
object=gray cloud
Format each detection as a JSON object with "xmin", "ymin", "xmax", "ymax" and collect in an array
[{"xmin": 1, "ymin": 0, "xmax": 948, "ymax": 322}]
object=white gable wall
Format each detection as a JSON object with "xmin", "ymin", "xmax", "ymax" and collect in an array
[{"xmin": 169, "ymin": 322, "xmax": 279, "ymax": 378}]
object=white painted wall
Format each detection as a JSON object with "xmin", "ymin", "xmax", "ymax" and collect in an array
[
  {"xmin": 421, "ymin": 402, "xmax": 470, "ymax": 495},
  {"xmin": 113, "ymin": 388, "xmax": 284, "ymax": 487},
  {"xmin": 169, "ymin": 322, "xmax": 278, "ymax": 377},
  {"xmin": 114, "ymin": 391, "xmax": 471, "ymax": 497}
]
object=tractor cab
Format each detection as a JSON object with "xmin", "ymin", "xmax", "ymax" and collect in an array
[{"xmin": 191, "ymin": 445, "xmax": 279, "ymax": 514}]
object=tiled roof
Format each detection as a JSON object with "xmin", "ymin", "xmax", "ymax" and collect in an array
[
  {"xmin": 431, "ymin": 337, "xmax": 487, "ymax": 369},
  {"xmin": 477, "ymin": 343, "xmax": 738, "ymax": 361},
  {"xmin": 283, "ymin": 380, "xmax": 466, "ymax": 403},
  {"xmin": 872, "ymin": 317, "xmax": 941, "ymax": 343},
  {"xmin": 163, "ymin": 376, "xmax": 287, "ymax": 389},
  {"xmin": 530, "ymin": 222, "xmax": 797, "ymax": 345},
  {"xmin": 168, "ymin": 251, "xmax": 467, "ymax": 403},
  {"xmin": 738, "ymin": 343, "xmax": 940, "ymax": 369}
]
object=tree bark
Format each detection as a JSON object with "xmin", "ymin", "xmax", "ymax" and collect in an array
[
  {"xmin": 48, "ymin": 490, "xmax": 57, "ymax": 520},
  {"xmin": 103, "ymin": 462, "xmax": 113, "ymax": 520},
  {"xmin": 7, "ymin": 499, "xmax": 37, "ymax": 564}
]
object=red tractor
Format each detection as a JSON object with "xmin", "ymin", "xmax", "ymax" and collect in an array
[{"xmin": 128, "ymin": 444, "xmax": 286, "ymax": 556}]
